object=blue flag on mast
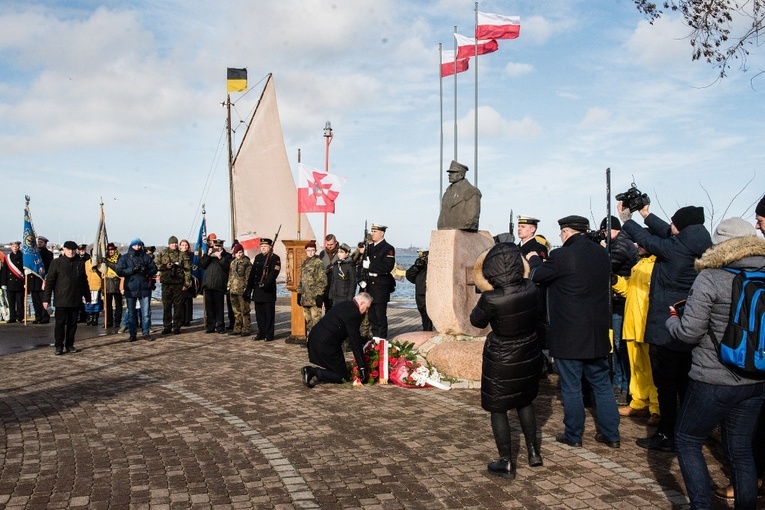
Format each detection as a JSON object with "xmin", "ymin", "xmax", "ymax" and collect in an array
[
  {"xmin": 191, "ymin": 214, "xmax": 207, "ymax": 296},
  {"xmin": 22, "ymin": 196, "xmax": 46, "ymax": 279}
]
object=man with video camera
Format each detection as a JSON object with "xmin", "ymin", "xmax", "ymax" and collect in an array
[{"xmin": 619, "ymin": 192, "xmax": 712, "ymax": 453}]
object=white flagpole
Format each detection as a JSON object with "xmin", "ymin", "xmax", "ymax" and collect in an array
[
  {"xmin": 474, "ymin": 2, "xmax": 479, "ymax": 186},
  {"xmin": 453, "ymin": 25, "xmax": 458, "ymax": 161},
  {"xmin": 439, "ymin": 43, "xmax": 444, "ymax": 200}
]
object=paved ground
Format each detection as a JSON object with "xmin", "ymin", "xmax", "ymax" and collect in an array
[{"xmin": 0, "ymin": 300, "xmax": 751, "ymax": 509}]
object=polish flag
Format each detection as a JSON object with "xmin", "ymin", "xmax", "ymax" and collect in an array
[
  {"xmin": 476, "ymin": 12, "xmax": 521, "ymax": 40},
  {"xmin": 237, "ymin": 232, "xmax": 260, "ymax": 251},
  {"xmin": 454, "ymin": 33, "xmax": 499, "ymax": 60},
  {"xmin": 441, "ymin": 50, "xmax": 470, "ymax": 77},
  {"xmin": 297, "ymin": 163, "xmax": 346, "ymax": 213}
]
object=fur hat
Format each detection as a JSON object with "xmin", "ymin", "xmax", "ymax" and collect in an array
[
  {"xmin": 712, "ymin": 217, "xmax": 757, "ymax": 244},
  {"xmin": 671, "ymin": 206, "xmax": 705, "ymax": 231}
]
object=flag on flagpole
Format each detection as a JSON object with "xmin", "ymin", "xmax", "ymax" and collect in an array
[
  {"xmin": 476, "ymin": 12, "xmax": 521, "ymax": 40},
  {"xmin": 441, "ymin": 50, "xmax": 470, "ymax": 77},
  {"xmin": 454, "ymin": 33, "xmax": 499, "ymax": 59},
  {"xmin": 22, "ymin": 197, "xmax": 45, "ymax": 279},
  {"xmin": 227, "ymin": 67, "xmax": 247, "ymax": 92},
  {"xmin": 92, "ymin": 202, "xmax": 109, "ymax": 275},
  {"xmin": 191, "ymin": 215, "xmax": 207, "ymax": 296},
  {"xmin": 297, "ymin": 163, "xmax": 346, "ymax": 214}
]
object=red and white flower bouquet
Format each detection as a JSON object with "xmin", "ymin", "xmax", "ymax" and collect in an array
[{"xmin": 351, "ymin": 339, "xmax": 449, "ymax": 390}]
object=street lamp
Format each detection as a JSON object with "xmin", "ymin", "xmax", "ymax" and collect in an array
[{"xmin": 323, "ymin": 121, "xmax": 333, "ymax": 172}]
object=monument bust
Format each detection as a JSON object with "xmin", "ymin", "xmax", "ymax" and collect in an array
[{"xmin": 437, "ymin": 160, "xmax": 482, "ymax": 231}]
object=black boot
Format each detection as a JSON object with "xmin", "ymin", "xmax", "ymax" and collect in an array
[
  {"xmin": 487, "ymin": 458, "xmax": 516, "ymax": 479},
  {"xmin": 527, "ymin": 442, "xmax": 543, "ymax": 467}
]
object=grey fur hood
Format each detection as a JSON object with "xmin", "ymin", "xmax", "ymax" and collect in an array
[{"xmin": 695, "ymin": 236, "xmax": 765, "ymax": 272}]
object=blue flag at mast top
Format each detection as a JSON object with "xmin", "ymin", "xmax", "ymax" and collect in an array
[{"xmin": 22, "ymin": 195, "xmax": 46, "ymax": 279}]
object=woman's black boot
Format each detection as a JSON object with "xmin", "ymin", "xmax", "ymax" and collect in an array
[
  {"xmin": 527, "ymin": 442, "xmax": 543, "ymax": 467},
  {"xmin": 487, "ymin": 458, "xmax": 516, "ymax": 479}
]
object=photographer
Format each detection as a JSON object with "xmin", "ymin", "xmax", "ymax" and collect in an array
[
  {"xmin": 405, "ymin": 249, "xmax": 433, "ymax": 331},
  {"xmin": 155, "ymin": 236, "xmax": 191, "ymax": 335},
  {"xmin": 116, "ymin": 238, "xmax": 158, "ymax": 342},
  {"xmin": 619, "ymin": 197, "xmax": 712, "ymax": 453},
  {"xmin": 200, "ymin": 238, "xmax": 232, "ymax": 334}
]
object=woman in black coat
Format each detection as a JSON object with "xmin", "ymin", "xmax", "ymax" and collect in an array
[{"xmin": 470, "ymin": 243, "xmax": 542, "ymax": 480}]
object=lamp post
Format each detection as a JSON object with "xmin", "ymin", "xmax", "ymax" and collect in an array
[{"xmin": 322, "ymin": 121, "xmax": 333, "ymax": 240}]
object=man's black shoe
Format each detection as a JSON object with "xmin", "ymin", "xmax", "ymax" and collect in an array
[
  {"xmin": 7, "ymin": 319, "xmax": 16, "ymax": 324},
  {"xmin": 254, "ymin": 335, "xmax": 264, "ymax": 340},
  {"xmin": 65, "ymin": 346, "xmax": 78, "ymax": 354},
  {"xmin": 143, "ymin": 335, "xmax": 153, "ymax": 341},
  {"xmin": 128, "ymin": 335, "xmax": 137, "ymax": 342},
  {"xmin": 595, "ymin": 433, "xmax": 620, "ymax": 448},
  {"xmin": 205, "ymin": 329, "xmax": 215, "ymax": 334},
  {"xmin": 55, "ymin": 348, "xmax": 64, "ymax": 355},
  {"xmin": 161, "ymin": 327, "xmax": 172, "ymax": 335},
  {"xmin": 173, "ymin": 328, "xmax": 181, "ymax": 335},
  {"xmin": 217, "ymin": 329, "xmax": 226, "ymax": 334},
  {"xmin": 301, "ymin": 366, "xmax": 316, "ymax": 388},
  {"xmin": 265, "ymin": 338, "xmax": 274, "ymax": 342},
  {"xmin": 38, "ymin": 318, "xmax": 49, "ymax": 324},
  {"xmin": 636, "ymin": 432, "xmax": 674, "ymax": 452},
  {"xmin": 555, "ymin": 432, "xmax": 582, "ymax": 448}
]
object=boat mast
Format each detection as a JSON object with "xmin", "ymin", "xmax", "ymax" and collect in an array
[{"xmin": 227, "ymin": 93, "xmax": 236, "ymax": 242}]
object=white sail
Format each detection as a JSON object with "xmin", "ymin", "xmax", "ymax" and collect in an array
[{"xmin": 232, "ymin": 74, "xmax": 316, "ymax": 275}]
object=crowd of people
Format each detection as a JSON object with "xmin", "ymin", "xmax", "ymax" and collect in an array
[{"xmin": 3, "ymin": 190, "xmax": 765, "ymax": 509}]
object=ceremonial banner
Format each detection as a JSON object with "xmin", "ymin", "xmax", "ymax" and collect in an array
[
  {"xmin": 22, "ymin": 197, "xmax": 45, "ymax": 279},
  {"xmin": 227, "ymin": 67, "xmax": 247, "ymax": 92},
  {"xmin": 475, "ymin": 12, "xmax": 521, "ymax": 40},
  {"xmin": 191, "ymin": 215, "xmax": 207, "ymax": 296},
  {"xmin": 297, "ymin": 163, "xmax": 346, "ymax": 214},
  {"xmin": 92, "ymin": 202, "xmax": 109, "ymax": 275}
]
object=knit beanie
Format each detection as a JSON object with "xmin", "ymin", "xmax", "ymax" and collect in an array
[
  {"xmin": 600, "ymin": 215, "xmax": 621, "ymax": 231},
  {"xmin": 756, "ymin": 195, "xmax": 765, "ymax": 217},
  {"xmin": 130, "ymin": 238, "xmax": 143, "ymax": 248},
  {"xmin": 671, "ymin": 206, "xmax": 704, "ymax": 231},
  {"xmin": 712, "ymin": 217, "xmax": 757, "ymax": 244}
]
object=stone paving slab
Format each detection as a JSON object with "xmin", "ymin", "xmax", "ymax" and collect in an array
[{"xmin": 0, "ymin": 304, "xmax": 748, "ymax": 509}]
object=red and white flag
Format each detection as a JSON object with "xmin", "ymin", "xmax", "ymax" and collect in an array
[
  {"xmin": 297, "ymin": 163, "xmax": 346, "ymax": 213},
  {"xmin": 454, "ymin": 33, "xmax": 499, "ymax": 60},
  {"xmin": 476, "ymin": 12, "xmax": 521, "ymax": 40},
  {"xmin": 441, "ymin": 50, "xmax": 470, "ymax": 77}
]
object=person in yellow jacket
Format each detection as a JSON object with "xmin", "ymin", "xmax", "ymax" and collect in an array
[
  {"xmin": 84, "ymin": 254, "xmax": 104, "ymax": 326},
  {"xmin": 613, "ymin": 244, "xmax": 660, "ymax": 426}
]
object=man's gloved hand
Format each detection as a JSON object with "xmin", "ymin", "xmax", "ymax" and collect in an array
[{"xmin": 133, "ymin": 264, "xmax": 145, "ymax": 275}]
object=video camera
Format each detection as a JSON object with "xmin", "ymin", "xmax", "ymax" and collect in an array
[
  {"xmin": 585, "ymin": 229, "xmax": 606, "ymax": 243},
  {"xmin": 616, "ymin": 184, "xmax": 650, "ymax": 213}
]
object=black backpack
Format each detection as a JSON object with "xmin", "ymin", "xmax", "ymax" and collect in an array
[{"xmin": 712, "ymin": 266, "xmax": 765, "ymax": 377}]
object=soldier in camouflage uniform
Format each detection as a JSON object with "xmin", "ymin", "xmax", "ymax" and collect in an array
[
  {"xmin": 297, "ymin": 240, "xmax": 327, "ymax": 337},
  {"xmin": 227, "ymin": 244, "xmax": 252, "ymax": 336},
  {"xmin": 155, "ymin": 236, "xmax": 192, "ymax": 335}
]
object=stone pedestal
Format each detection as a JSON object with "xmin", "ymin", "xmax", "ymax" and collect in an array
[{"xmin": 425, "ymin": 229, "xmax": 494, "ymax": 337}]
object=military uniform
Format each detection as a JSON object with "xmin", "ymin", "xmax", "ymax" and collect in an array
[
  {"xmin": 361, "ymin": 224, "xmax": 396, "ymax": 338},
  {"xmin": 297, "ymin": 242, "xmax": 327, "ymax": 337},
  {"xmin": 228, "ymin": 246, "xmax": 252, "ymax": 336},
  {"xmin": 517, "ymin": 216, "xmax": 549, "ymax": 260},
  {"xmin": 0, "ymin": 243, "xmax": 24, "ymax": 323},
  {"xmin": 155, "ymin": 237, "xmax": 192, "ymax": 334},
  {"xmin": 245, "ymin": 238, "xmax": 281, "ymax": 340}
]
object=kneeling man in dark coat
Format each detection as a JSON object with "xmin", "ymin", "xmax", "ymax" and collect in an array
[{"xmin": 302, "ymin": 292, "xmax": 373, "ymax": 388}]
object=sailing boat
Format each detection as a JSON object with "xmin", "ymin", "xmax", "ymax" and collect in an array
[{"xmin": 230, "ymin": 74, "xmax": 316, "ymax": 276}]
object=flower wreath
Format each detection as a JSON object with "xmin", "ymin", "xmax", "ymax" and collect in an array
[{"xmin": 350, "ymin": 339, "xmax": 447, "ymax": 389}]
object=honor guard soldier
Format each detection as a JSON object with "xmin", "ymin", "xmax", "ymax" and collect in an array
[
  {"xmin": 360, "ymin": 223, "xmax": 396, "ymax": 338},
  {"xmin": 245, "ymin": 238, "xmax": 281, "ymax": 341},
  {"xmin": 297, "ymin": 241, "xmax": 327, "ymax": 337},
  {"xmin": 517, "ymin": 216, "xmax": 548, "ymax": 260}
]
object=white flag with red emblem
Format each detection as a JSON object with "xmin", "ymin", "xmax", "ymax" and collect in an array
[{"xmin": 297, "ymin": 163, "xmax": 346, "ymax": 213}]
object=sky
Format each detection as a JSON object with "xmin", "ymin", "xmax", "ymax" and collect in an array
[{"xmin": 1, "ymin": 0, "xmax": 764, "ymax": 250}]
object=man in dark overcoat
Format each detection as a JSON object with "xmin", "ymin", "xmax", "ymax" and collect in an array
[
  {"xmin": 0, "ymin": 241, "xmax": 25, "ymax": 323},
  {"xmin": 619, "ymin": 202, "xmax": 711, "ymax": 452},
  {"xmin": 360, "ymin": 223, "xmax": 395, "ymax": 338},
  {"xmin": 528, "ymin": 215, "xmax": 620, "ymax": 448},
  {"xmin": 244, "ymin": 238, "xmax": 281, "ymax": 341},
  {"xmin": 43, "ymin": 241, "xmax": 90, "ymax": 355},
  {"xmin": 301, "ymin": 293, "xmax": 372, "ymax": 387}
]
